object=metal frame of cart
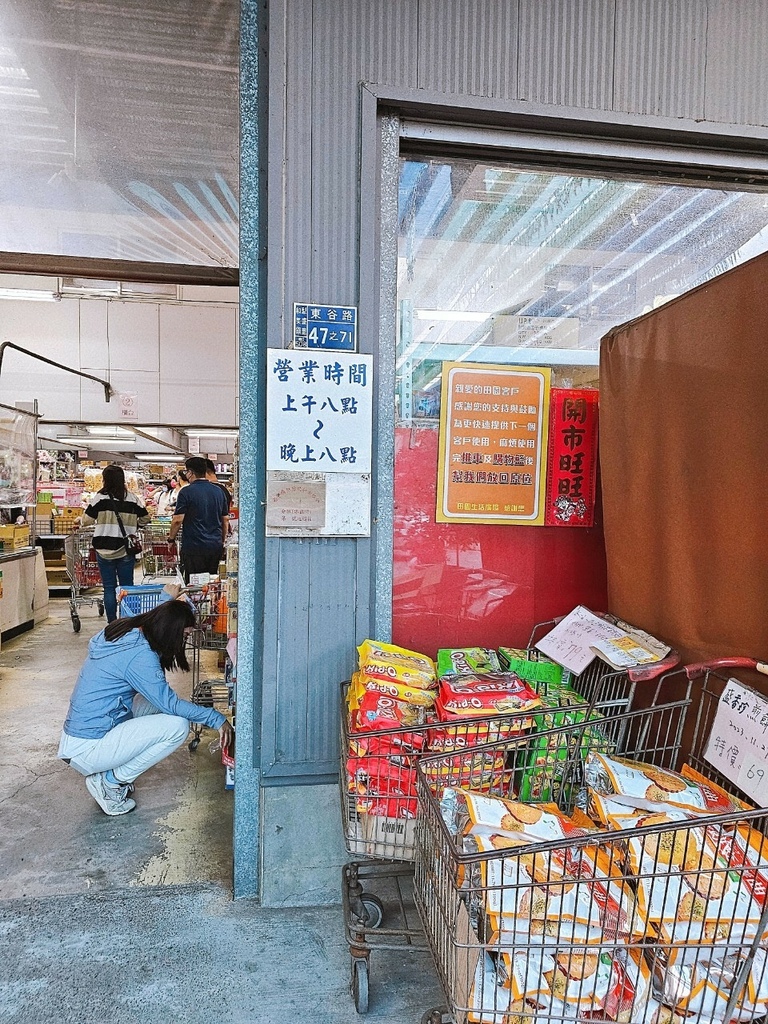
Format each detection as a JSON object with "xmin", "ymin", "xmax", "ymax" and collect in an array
[
  {"xmin": 415, "ymin": 656, "xmax": 768, "ymax": 1024},
  {"xmin": 339, "ymin": 620, "xmax": 677, "ymax": 1014},
  {"xmin": 64, "ymin": 527, "xmax": 104, "ymax": 631}
]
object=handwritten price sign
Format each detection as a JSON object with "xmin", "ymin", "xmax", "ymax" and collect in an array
[{"xmin": 704, "ymin": 679, "xmax": 768, "ymax": 807}]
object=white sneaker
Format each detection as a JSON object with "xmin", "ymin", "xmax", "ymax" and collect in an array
[{"xmin": 85, "ymin": 773, "xmax": 137, "ymax": 816}]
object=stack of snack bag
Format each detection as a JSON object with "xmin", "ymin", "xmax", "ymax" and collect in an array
[
  {"xmin": 346, "ymin": 640, "xmax": 437, "ymax": 821},
  {"xmin": 424, "ymin": 648, "xmax": 541, "ymax": 793},
  {"xmin": 584, "ymin": 752, "xmax": 768, "ymax": 1023},
  {"xmin": 438, "ymin": 786, "xmax": 668, "ymax": 1024}
]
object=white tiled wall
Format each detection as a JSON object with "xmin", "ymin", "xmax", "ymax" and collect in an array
[{"xmin": 0, "ymin": 294, "xmax": 237, "ymax": 426}]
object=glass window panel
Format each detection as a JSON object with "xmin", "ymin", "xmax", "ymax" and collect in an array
[
  {"xmin": 0, "ymin": 1, "xmax": 237, "ymax": 265},
  {"xmin": 397, "ymin": 156, "xmax": 768, "ymax": 416},
  {"xmin": 393, "ymin": 153, "xmax": 768, "ymax": 653}
]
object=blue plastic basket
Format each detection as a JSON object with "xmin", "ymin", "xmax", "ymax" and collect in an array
[{"xmin": 118, "ymin": 584, "xmax": 167, "ymax": 617}]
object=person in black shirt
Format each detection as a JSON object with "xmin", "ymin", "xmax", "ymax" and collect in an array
[
  {"xmin": 205, "ymin": 459, "xmax": 232, "ymax": 511},
  {"xmin": 168, "ymin": 457, "xmax": 228, "ymax": 583}
]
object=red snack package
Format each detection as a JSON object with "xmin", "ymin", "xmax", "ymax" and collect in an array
[
  {"xmin": 356, "ymin": 689, "xmax": 426, "ymax": 731},
  {"xmin": 358, "ymin": 795, "xmax": 418, "ymax": 818},
  {"xmin": 438, "ymin": 672, "xmax": 540, "ymax": 718}
]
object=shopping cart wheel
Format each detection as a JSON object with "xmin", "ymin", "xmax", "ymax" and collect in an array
[
  {"xmin": 71, "ymin": 613, "xmax": 81, "ymax": 633},
  {"xmin": 351, "ymin": 956, "xmax": 369, "ymax": 1014},
  {"xmin": 360, "ymin": 893, "xmax": 384, "ymax": 929},
  {"xmin": 97, "ymin": 600, "xmax": 105, "ymax": 617},
  {"xmin": 420, "ymin": 1009, "xmax": 451, "ymax": 1024}
]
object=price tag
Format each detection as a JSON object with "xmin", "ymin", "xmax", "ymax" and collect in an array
[{"xmin": 704, "ymin": 679, "xmax": 768, "ymax": 807}]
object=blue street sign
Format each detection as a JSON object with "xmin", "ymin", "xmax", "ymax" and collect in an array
[{"xmin": 293, "ymin": 302, "xmax": 357, "ymax": 351}]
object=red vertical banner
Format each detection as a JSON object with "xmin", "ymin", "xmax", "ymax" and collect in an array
[{"xmin": 545, "ymin": 389, "xmax": 599, "ymax": 527}]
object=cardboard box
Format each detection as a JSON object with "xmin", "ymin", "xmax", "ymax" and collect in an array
[
  {"xmin": 14, "ymin": 527, "xmax": 30, "ymax": 548},
  {"xmin": 0, "ymin": 525, "xmax": 16, "ymax": 545},
  {"xmin": 361, "ymin": 814, "xmax": 417, "ymax": 861}
]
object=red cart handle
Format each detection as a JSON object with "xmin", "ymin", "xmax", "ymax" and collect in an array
[{"xmin": 685, "ymin": 657, "xmax": 768, "ymax": 681}]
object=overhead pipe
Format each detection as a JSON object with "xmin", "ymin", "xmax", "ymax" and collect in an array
[{"xmin": 0, "ymin": 342, "xmax": 114, "ymax": 402}]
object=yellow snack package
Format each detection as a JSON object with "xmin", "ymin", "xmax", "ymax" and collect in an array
[
  {"xmin": 361, "ymin": 676, "xmax": 436, "ymax": 707},
  {"xmin": 357, "ymin": 639, "xmax": 437, "ymax": 690}
]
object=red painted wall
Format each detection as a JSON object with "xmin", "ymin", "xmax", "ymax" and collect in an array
[{"xmin": 392, "ymin": 426, "xmax": 608, "ymax": 655}]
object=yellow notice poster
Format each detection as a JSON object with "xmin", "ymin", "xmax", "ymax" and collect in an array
[{"xmin": 436, "ymin": 362, "xmax": 551, "ymax": 525}]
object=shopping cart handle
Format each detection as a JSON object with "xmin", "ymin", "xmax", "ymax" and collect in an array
[
  {"xmin": 685, "ymin": 657, "xmax": 768, "ymax": 681},
  {"xmin": 627, "ymin": 650, "xmax": 680, "ymax": 683}
]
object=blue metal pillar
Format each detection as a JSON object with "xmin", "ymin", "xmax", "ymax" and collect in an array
[{"xmin": 234, "ymin": 0, "xmax": 267, "ymax": 899}]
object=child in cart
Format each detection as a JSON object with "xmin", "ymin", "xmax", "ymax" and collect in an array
[{"xmin": 58, "ymin": 583, "xmax": 234, "ymax": 816}]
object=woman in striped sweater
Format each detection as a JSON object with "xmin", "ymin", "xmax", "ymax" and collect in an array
[{"xmin": 82, "ymin": 465, "xmax": 151, "ymax": 622}]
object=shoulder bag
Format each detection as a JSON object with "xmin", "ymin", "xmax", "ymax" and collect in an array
[{"xmin": 111, "ymin": 498, "xmax": 143, "ymax": 557}]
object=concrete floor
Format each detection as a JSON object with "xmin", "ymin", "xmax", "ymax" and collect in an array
[
  {"xmin": 0, "ymin": 599, "xmax": 443, "ymax": 1022},
  {"xmin": 0, "ymin": 598, "xmax": 233, "ymax": 898}
]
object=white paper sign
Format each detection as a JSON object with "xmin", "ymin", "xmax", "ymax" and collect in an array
[
  {"xmin": 266, "ymin": 349, "xmax": 373, "ymax": 473},
  {"xmin": 704, "ymin": 679, "xmax": 768, "ymax": 807},
  {"xmin": 534, "ymin": 605, "xmax": 626, "ymax": 675},
  {"xmin": 119, "ymin": 392, "xmax": 138, "ymax": 420}
]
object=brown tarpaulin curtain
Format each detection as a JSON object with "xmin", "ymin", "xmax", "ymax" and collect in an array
[{"xmin": 600, "ymin": 250, "xmax": 768, "ymax": 668}]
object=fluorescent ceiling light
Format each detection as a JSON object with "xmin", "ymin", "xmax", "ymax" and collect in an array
[
  {"xmin": 134, "ymin": 454, "xmax": 182, "ymax": 462},
  {"xmin": 85, "ymin": 426, "xmax": 135, "ymax": 438},
  {"xmin": 0, "ymin": 288, "xmax": 60, "ymax": 302},
  {"xmin": 185, "ymin": 429, "xmax": 238, "ymax": 438},
  {"xmin": 56, "ymin": 435, "xmax": 136, "ymax": 447},
  {"xmin": 413, "ymin": 309, "xmax": 488, "ymax": 323}
]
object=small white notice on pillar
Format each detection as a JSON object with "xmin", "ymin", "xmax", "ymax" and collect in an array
[
  {"xmin": 704, "ymin": 678, "xmax": 768, "ymax": 807},
  {"xmin": 266, "ymin": 479, "xmax": 327, "ymax": 529},
  {"xmin": 119, "ymin": 392, "xmax": 138, "ymax": 420}
]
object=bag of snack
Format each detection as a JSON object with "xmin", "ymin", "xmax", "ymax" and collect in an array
[
  {"xmin": 357, "ymin": 639, "xmax": 436, "ymax": 690},
  {"xmin": 588, "ymin": 789, "xmax": 767, "ymax": 941},
  {"xmin": 356, "ymin": 689, "xmax": 427, "ymax": 731},
  {"xmin": 419, "ymin": 750, "xmax": 508, "ymax": 792},
  {"xmin": 650, "ymin": 945, "xmax": 768, "ymax": 1022},
  {"xmin": 361, "ymin": 675, "xmax": 436, "ymax": 707},
  {"xmin": 428, "ymin": 718, "xmax": 527, "ymax": 753},
  {"xmin": 437, "ymin": 673, "xmax": 540, "ymax": 719},
  {"xmin": 519, "ymin": 697, "xmax": 610, "ymax": 802},
  {"xmin": 348, "ymin": 732, "xmax": 427, "ymax": 759},
  {"xmin": 498, "ymin": 649, "xmax": 565, "ymax": 687},
  {"xmin": 437, "ymin": 647, "xmax": 501, "ymax": 678},
  {"xmin": 478, "ymin": 835, "xmax": 644, "ymax": 946},
  {"xmin": 584, "ymin": 751, "xmax": 744, "ymax": 814},
  {"xmin": 467, "ymin": 952, "xmax": 518, "ymax": 1024}
]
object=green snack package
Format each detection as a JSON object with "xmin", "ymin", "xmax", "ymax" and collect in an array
[
  {"xmin": 436, "ymin": 647, "xmax": 501, "ymax": 677},
  {"xmin": 498, "ymin": 654, "xmax": 564, "ymax": 687},
  {"xmin": 518, "ymin": 699, "xmax": 610, "ymax": 803}
]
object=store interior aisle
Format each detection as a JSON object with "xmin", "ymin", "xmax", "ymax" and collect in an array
[{"xmin": 0, "ymin": 599, "xmax": 232, "ymax": 899}]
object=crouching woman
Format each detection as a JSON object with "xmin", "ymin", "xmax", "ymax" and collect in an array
[{"xmin": 58, "ymin": 585, "xmax": 233, "ymax": 816}]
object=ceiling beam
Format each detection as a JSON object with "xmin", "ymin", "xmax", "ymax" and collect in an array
[{"xmin": 0, "ymin": 252, "xmax": 238, "ymax": 286}]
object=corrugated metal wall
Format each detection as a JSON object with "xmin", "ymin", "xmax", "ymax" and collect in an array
[{"xmin": 261, "ymin": 0, "xmax": 768, "ymax": 781}]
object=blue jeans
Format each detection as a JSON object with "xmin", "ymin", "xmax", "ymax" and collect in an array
[{"xmin": 96, "ymin": 553, "xmax": 135, "ymax": 622}]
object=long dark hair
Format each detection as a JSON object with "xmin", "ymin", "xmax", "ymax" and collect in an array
[
  {"xmin": 104, "ymin": 600, "xmax": 195, "ymax": 671},
  {"xmin": 101, "ymin": 464, "xmax": 127, "ymax": 502}
]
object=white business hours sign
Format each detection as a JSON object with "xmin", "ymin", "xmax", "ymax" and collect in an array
[{"xmin": 266, "ymin": 349, "xmax": 373, "ymax": 474}]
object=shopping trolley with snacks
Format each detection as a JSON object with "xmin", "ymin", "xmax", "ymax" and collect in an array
[
  {"xmin": 185, "ymin": 579, "xmax": 231, "ymax": 751},
  {"xmin": 414, "ymin": 656, "xmax": 768, "ymax": 1024},
  {"xmin": 339, "ymin": 627, "xmax": 678, "ymax": 1014},
  {"xmin": 140, "ymin": 523, "xmax": 180, "ymax": 579},
  {"xmin": 65, "ymin": 527, "xmax": 104, "ymax": 631}
]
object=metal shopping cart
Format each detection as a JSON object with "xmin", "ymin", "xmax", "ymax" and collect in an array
[
  {"xmin": 140, "ymin": 523, "xmax": 180, "ymax": 579},
  {"xmin": 65, "ymin": 527, "xmax": 104, "ymax": 631},
  {"xmin": 186, "ymin": 579, "xmax": 230, "ymax": 751},
  {"xmin": 339, "ymin": 634, "xmax": 678, "ymax": 1015},
  {"xmin": 414, "ymin": 656, "xmax": 768, "ymax": 1024}
]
